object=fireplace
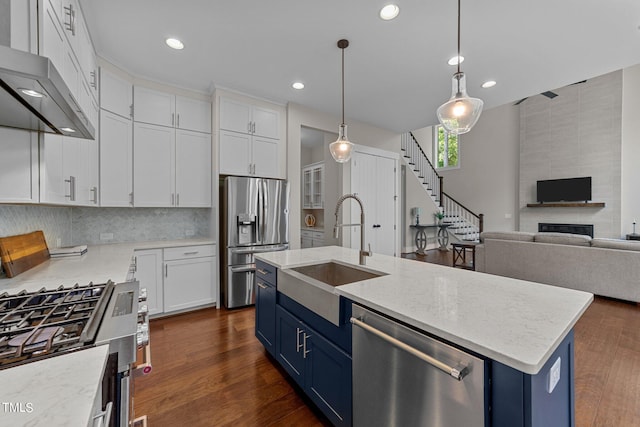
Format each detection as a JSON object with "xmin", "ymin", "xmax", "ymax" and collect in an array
[{"xmin": 538, "ymin": 223, "xmax": 594, "ymax": 238}]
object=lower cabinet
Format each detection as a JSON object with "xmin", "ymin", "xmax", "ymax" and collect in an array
[
  {"xmin": 275, "ymin": 305, "xmax": 352, "ymax": 427},
  {"xmin": 255, "ymin": 277, "xmax": 276, "ymax": 356},
  {"xmin": 134, "ymin": 244, "xmax": 216, "ymax": 317}
]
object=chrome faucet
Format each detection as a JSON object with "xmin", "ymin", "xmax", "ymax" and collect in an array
[{"xmin": 334, "ymin": 193, "xmax": 372, "ymax": 265}]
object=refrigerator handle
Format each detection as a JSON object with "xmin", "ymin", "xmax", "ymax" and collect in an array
[
  {"xmin": 262, "ymin": 180, "xmax": 267, "ymax": 243},
  {"xmin": 256, "ymin": 179, "xmax": 263, "ymax": 245}
]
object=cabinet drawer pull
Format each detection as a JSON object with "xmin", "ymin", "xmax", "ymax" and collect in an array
[
  {"xmin": 296, "ymin": 327, "xmax": 303, "ymax": 352},
  {"xmin": 183, "ymin": 251, "xmax": 199, "ymax": 255},
  {"xmin": 257, "ymin": 282, "xmax": 267, "ymax": 289},
  {"xmin": 303, "ymin": 333, "xmax": 310, "ymax": 359},
  {"xmin": 256, "ymin": 268, "xmax": 268, "ymax": 275}
]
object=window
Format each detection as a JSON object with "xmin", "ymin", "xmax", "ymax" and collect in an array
[{"xmin": 434, "ymin": 125, "xmax": 459, "ymax": 169}]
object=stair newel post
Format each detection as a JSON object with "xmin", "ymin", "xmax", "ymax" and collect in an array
[
  {"xmin": 438, "ymin": 176, "xmax": 444, "ymax": 207},
  {"xmin": 479, "ymin": 213, "xmax": 484, "ymax": 234}
]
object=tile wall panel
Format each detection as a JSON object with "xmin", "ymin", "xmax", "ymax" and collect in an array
[
  {"xmin": 519, "ymin": 70, "xmax": 623, "ymax": 238},
  {"xmin": 0, "ymin": 205, "xmax": 72, "ymax": 248}
]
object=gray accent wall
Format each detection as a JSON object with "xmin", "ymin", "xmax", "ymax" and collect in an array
[
  {"xmin": 0, "ymin": 205, "xmax": 211, "ymax": 247},
  {"xmin": 519, "ymin": 70, "xmax": 623, "ymax": 238}
]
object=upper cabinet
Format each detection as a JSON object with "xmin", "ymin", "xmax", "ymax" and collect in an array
[
  {"xmin": 132, "ymin": 85, "xmax": 212, "ymax": 207},
  {"xmin": 219, "ymin": 98, "xmax": 279, "ymax": 139},
  {"xmin": 39, "ymin": 0, "xmax": 98, "ymax": 130},
  {"xmin": 100, "ymin": 68, "xmax": 132, "ymax": 119},
  {"xmin": 218, "ymin": 95, "xmax": 284, "ymax": 179},
  {"xmin": 0, "ymin": 129, "xmax": 39, "ymax": 204},
  {"xmin": 302, "ymin": 162, "xmax": 324, "ymax": 209},
  {"xmin": 133, "ymin": 87, "xmax": 212, "ymax": 133}
]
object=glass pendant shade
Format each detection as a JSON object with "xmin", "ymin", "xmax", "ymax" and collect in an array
[
  {"xmin": 437, "ymin": 72, "xmax": 483, "ymax": 135},
  {"xmin": 329, "ymin": 124, "xmax": 353, "ymax": 163}
]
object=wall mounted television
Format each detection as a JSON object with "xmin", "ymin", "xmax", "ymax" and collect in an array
[{"xmin": 536, "ymin": 177, "xmax": 592, "ymax": 203}]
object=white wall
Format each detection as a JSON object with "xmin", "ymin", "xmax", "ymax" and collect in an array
[
  {"xmin": 408, "ymin": 102, "xmax": 521, "ymax": 235},
  {"xmin": 287, "ymin": 103, "xmax": 400, "ymax": 249},
  {"xmin": 622, "ymin": 64, "xmax": 640, "ymax": 236}
]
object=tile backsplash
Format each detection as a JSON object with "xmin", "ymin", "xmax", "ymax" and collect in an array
[
  {"xmin": 0, "ymin": 205, "xmax": 72, "ymax": 248},
  {"xmin": 71, "ymin": 207, "xmax": 211, "ymax": 245},
  {"xmin": 0, "ymin": 205, "xmax": 211, "ymax": 247}
]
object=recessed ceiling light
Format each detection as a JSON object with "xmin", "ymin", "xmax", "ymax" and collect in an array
[
  {"xmin": 481, "ymin": 80, "xmax": 497, "ymax": 88},
  {"xmin": 165, "ymin": 38, "xmax": 184, "ymax": 50},
  {"xmin": 292, "ymin": 82, "xmax": 305, "ymax": 90},
  {"xmin": 447, "ymin": 55, "xmax": 464, "ymax": 66},
  {"xmin": 380, "ymin": 4, "xmax": 400, "ymax": 20},
  {"xmin": 60, "ymin": 127, "xmax": 76, "ymax": 133},
  {"xmin": 19, "ymin": 88, "xmax": 45, "ymax": 98}
]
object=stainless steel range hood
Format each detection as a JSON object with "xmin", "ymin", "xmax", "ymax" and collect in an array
[{"xmin": 0, "ymin": 45, "xmax": 95, "ymax": 139}]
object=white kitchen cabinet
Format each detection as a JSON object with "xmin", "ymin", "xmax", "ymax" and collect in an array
[
  {"xmin": 219, "ymin": 131, "xmax": 279, "ymax": 178},
  {"xmin": 134, "ymin": 245, "xmax": 217, "ymax": 317},
  {"xmin": 163, "ymin": 245, "xmax": 216, "ymax": 313},
  {"xmin": 219, "ymin": 97, "xmax": 279, "ymax": 139},
  {"xmin": 99, "ymin": 110, "xmax": 133, "ymax": 207},
  {"xmin": 40, "ymin": 0, "xmax": 96, "ymax": 125},
  {"xmin": 134, "ymin": 249, "xmax": 164, "ymax": 317},
  {"xmin": 99, "ymin": 68, "xmax": 132, "ymax": 119},
  {"xmin": 133, "ymin": 122, "xmax": 175, "ymax": 207},
  {"xmin": 301, "ymin": 229, "xmax": 325, "ymax": 249},
  {"xmin": 0, "ymin": 128, "xmax": 38, "ymax": 203},
  {"xmin": 134, "ymin": 86, "xmax": 211, "ymax": 133},
  {"xmin": 218, "ymin": 96, "xmax": 282, "ymax": 178},
  {"xmin": 133, "ymin": 123, "xmax": 211, "ymax": 207},
  {"xmin": 302, "ymin": 162, "xmax": 324, "ymax": 209},
  {"xmin": 175, "ymin": 129, "xmax": 212, "ymax": 207}
]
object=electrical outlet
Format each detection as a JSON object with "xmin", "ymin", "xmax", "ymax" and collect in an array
[
  {"xmin": 185, "ymin": 229, "xmax": 195, "ymax": 237},
  {"xmin": 547, "ymin": 357, "xmax": 561, "ymax": 393},
  {"xmin": 505, "ymin": 213, "xmax": 512, "ymax": 219},
  {"xmin": 100, "ymin": 233, "xmax": 114, "ymax": 241}
]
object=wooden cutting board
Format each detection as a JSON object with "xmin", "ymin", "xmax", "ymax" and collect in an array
[{"xmin": 0, "ymin": 231, "xmax": 50, "ymax": 278}]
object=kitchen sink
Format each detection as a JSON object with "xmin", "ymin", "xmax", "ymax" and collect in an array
[
  {"xmin": 278, "ymin": 261, "xmax": 386, "ymax": 325},
  {"xmin": 290, "ymin": 261, "xmax": 386, "ymax": 287}
]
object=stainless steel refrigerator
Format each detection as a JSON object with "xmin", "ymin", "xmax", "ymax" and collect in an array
[{"xmin": 221, "ymin": 176, "xmax": 290, "ymax": 308}]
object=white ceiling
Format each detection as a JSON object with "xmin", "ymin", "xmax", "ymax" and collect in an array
[{"xmin": 80, "ymin": 0, "xmax": 640, "ymax": 132}]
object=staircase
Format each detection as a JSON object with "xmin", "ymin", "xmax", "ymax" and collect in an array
[{"xmin": 401, "ymin": 132, "xmax": 483, "ymax": 242}]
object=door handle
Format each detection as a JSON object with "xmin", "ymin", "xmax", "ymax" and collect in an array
[
  {"xmin": 165, "ymin": 264, "xmax": 168, "ymax": 277},
  {"xmin": 303, "ymin": 333, "xmax": 311, "ymax": 359}
]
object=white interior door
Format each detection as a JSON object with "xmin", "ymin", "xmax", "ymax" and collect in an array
[{"xmin": 350, "ymin": 149, "xmax": 397, "ymax": 256}]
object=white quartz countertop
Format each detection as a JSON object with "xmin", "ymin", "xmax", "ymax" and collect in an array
[
  {"xmin": 0, "ymin": 345, "xmax": 109, "ymax": 426},
  {"xmin": 0, "ymin": 238, "xmax": 215, "ymax": 294},
  {"xmin": 256, "ymin": 246, "xmax": 593, "ymax": 375}
]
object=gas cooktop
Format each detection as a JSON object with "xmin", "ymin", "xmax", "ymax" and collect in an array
[{"xmin": 0, "ymin": 282, "xmax": 113, "ymax": 370}]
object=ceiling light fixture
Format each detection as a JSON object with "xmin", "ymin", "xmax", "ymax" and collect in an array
[
  {"xmin": 292, "ymin": 82, "xmax": 305, "ymax": 90},
  {"xmin": 481, "ymin": 80, "xmax": 497, "ymax": 88},
  {"xmin": 165, "ymin": 38, "xmax": 184, "ymax": 50},
  {"xmin": 19, "ymin": 88, "xmax": 45, "ymax": 98},
  {"xmin": 436, "ymin": 0, "xmax": 483, "ymax": 135},
  {"xmin": 329, "ymin": 39, "xmax": 354, "ymax": 163},
  {"xmin": 447, "ymin": 55, "xmax": 464, "ymax": 66},
  {"xmin": 380, "ymin": 4, "xmax": 400, "ymax": 20}
]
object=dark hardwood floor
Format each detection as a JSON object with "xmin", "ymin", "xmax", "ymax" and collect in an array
[{"xmin": 135, "ymin": 254, "xmax": 640, "ymax": 426}]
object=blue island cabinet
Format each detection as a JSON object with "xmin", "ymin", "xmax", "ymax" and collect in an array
[
  {"xmin": 255, "ymin": 260, "xmax": 277, "ymax": 356},
  {"xmin": 255, "ymin": 260, "xmax": 577, "ymax": 427}
]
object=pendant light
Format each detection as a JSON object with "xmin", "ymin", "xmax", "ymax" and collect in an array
[
  {"xmin": 330, "ymin": 39, "xmax": 354, "ymax": 163},
  {"xmin": 436, "ymin": 0, "xmax": 483, "ymax": 135}
]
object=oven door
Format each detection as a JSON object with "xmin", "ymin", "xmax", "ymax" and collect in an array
[{"xmin": 227, "ymin": 265, "xmax": 255, "ymax": 308}]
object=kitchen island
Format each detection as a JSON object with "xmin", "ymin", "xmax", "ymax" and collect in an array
[{"xmin": 255, "ymin": 246, "xmax": 593, "ymax": 427}]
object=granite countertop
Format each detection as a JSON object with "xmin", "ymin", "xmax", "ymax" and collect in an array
[
  {"xmin": 0, "ymin": 345, "xmax": 110, "ymax": 426},
  {"xmin": 0, "ymin": 238, "xmax": 215, "ymax": 294},
  {"xmin": 256, "ymin": 246, "xmax": 593, "ymax": 375}
]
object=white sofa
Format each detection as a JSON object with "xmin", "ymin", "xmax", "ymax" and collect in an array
[{"xmin": 475, "ymin": 231, "xmax": 640, "ymax": 303}]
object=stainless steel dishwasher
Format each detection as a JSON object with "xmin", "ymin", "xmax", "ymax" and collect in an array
[{"xmin": 351, "ymin": 305, "xmax": 486, "ymax": 427}]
